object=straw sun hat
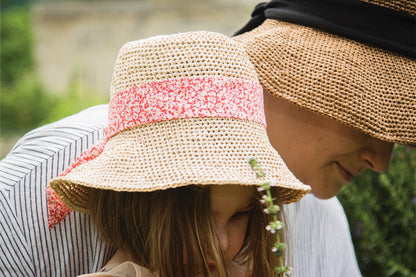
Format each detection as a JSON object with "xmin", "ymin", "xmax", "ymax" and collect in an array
[
  {"xmin": 48, "ymin": 31, "xmax": 311, "ymax": 226},
  {"xmin": 234, "ymin": 0, "xmax": 415, "ymax": 145}
]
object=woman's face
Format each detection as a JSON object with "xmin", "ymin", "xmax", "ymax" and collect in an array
[
  {"xmin": 263, "ymin": 92, "xmax": 394, "ymax": 199},
  {"xmin": 209, "ymin": 185, "xmax": 256, "ymax": 275}
]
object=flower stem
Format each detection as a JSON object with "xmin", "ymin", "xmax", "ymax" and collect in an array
[{"xmin": 248, "ymin": 158, "xmax": 291, "ymax": 277}]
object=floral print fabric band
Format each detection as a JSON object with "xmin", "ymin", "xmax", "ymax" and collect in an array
[
  {"xmin": 47, "ymin": 76, "xmax": 264, "ymax": 228},
  {"xmin": 105, "ymin": 76, "xmax": 265, "ymax": 138}
]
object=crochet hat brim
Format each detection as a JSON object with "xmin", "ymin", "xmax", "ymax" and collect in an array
[
  {"xmin": 234, "ymin": 19, "xmax": 416, "ymax": 145},
  {"xmin": 50, "ymin": 117, "xmax": 311, "ymax": 213}
]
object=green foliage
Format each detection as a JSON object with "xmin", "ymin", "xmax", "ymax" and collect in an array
[
  {"xmin": 1, "ymin": 0, "xmax": 31, "ymax": 11},
  {"xmin": 0, "ymin": 6, "xmax": 106, "ymax": 137},
  {"xmin": 338, "ymin": 145, "xmax": 416, "ymax": 277},
  {"xmin": 1, "ymin": 73, "xmax": 106, "ymax": 135},
  {"xmin": 42, "ymin": 81, "xmax": 107, "ymax": 125},
  {"xmin": 0, "ymin": 5, "xmax": 41, "ymax": 135},
  {"xmin": 1, "ymin": 6, "xmax": 33, "ymax": 86},
  {"xmin": 0, "ymin": 73, "xmax": 58, "ymax": 134}
]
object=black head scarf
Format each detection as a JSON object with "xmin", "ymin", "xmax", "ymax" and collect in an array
[{"xmin": 234, "ymin": 0, "xmax": 415, "ymax": 58}]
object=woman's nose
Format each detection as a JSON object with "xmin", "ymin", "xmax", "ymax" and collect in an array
[{"xmin": 360, "ymin": 140, "xmax": 394, "ymax": 172}]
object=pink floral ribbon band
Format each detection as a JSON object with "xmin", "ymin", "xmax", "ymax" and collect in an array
[{"xmin": 47, "ymin": 76, "xmax": 264, "ymax": 228}]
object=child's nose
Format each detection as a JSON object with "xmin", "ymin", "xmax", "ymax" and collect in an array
[{"xmin": 217, "ymin": 225, "xmax": 233, "ymax": 262}]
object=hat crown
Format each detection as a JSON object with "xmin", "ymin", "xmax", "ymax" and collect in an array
[
  {"xmin": 361, "ymin": 0, "xmax": 415, "ymax": 15},
  {"xmin": 105, "ymin": 31, "xmax": 266, "ymax": 140},
  {"xmin": 110, "ymin": 31, "xmax": 258, "ymax": 100}
]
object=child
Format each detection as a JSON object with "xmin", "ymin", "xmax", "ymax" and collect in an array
[{"xmin": 48, "ymin": 31, "xmax": 310, "ymax": 277}]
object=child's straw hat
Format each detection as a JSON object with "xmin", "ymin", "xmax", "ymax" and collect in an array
[
  {"xmin": 49, "ymin": 31, "xmax": 311, "ymax": 214},
  {"xmin": 234, "ymin": 0, "xmax": 415, "ymax": 145}
]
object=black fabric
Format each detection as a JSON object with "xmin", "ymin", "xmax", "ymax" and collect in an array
[{"xmin": 234, "ymin": 0, "xmax": 416, "ymax": 58}]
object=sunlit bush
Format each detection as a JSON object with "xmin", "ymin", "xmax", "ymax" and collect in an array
[{"xmin": 338, "ymin": 145, "xmax": 416, "ymax": 277}]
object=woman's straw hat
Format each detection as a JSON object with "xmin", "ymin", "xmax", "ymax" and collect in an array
[
  {"xmin": 234, "ymin": 0, "xmax": 415, "ymax": 145},
  {"xmin": 49, "ymin": 31, "xmax": 311, "ymax": 215}
]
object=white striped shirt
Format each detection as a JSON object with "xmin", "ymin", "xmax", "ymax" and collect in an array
[{"xmin": 0, "ymin": 105, "xmax": 361, "ymax": 276}]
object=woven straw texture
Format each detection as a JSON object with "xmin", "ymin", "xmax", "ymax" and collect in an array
[
  {"xmin": 110, "ymin": 31, "xmax": 258, "ymax": 99},
  {"xmin": 51, "ymin": 118, "xmax": 310, "ymax": 213},
  {"xmin": 50, "ymin": 31, "xmax": 311, "ymax": 214},
  {"xmin": 362, "ymin": 0, "xmax": 415, "ymax": 15},
  {"xmin": 234, "ymin": 19, "xmax": 416, "ymax": 144}
]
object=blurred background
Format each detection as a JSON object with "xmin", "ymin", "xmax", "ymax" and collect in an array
[
  {"xmin": 0, "ymin": 0, "xmax": 257, "ymax": 157},
  {"xmin": 1, "ymin": 0, "xmax": 415, "ymax": 276}
]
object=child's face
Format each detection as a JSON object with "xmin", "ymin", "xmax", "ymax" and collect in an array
[{"xmin": 210, "ymin": 185, "xmax": 256, "ymax": 266}]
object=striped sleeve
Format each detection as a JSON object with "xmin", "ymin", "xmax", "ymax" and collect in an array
[
  {"xmin": 0, "ymin": 105, "xmax": 115, "ymax": 277},
  {"xmin": 283, "ymin": 194, "xmax": 362, "ymax": 277}
]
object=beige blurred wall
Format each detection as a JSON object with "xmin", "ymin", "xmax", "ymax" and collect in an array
[{"xmin": 31, "ymin": 0, "xmax": 258, "ymax": 95}]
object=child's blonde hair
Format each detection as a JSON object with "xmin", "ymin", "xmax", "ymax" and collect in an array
[{"xmin": 88, "ymin": 185, "xmax": 281, "ymax": 277}]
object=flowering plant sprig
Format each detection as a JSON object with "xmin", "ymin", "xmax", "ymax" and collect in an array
[{"xmin": 249, "ymin": 158, "xmax": 291, "ymax": 277}]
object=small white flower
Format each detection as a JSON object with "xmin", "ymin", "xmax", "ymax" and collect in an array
[
  {"xmin": 265, "ymin": 225, "xmax": 276, "ymax": 234},
  {"xmin": 267, "ymin": 205, "xmax": 280, "ymax": 214},
  {"xmin": 276, "ymin": 222, "xmax": 284, "ymax": 230}
]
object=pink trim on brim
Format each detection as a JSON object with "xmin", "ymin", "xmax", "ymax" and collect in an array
[
  {"xmin": 48, "ymin": 77, "xmax": 264, "ymax": 228},
  {"xmin": 105, "ymin": 77, "xmax": 265, "ymax": 138},
  {"xmin": 47, "ymin": 186, "xmax": 72, "ymax": 228},
  {"xmin": 47, "ymin": 138, "xmax": 106, "ymax": 228},
  {"xmin": 60, "ymin": 138, "xmax": 107, "ymax": 178}
]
